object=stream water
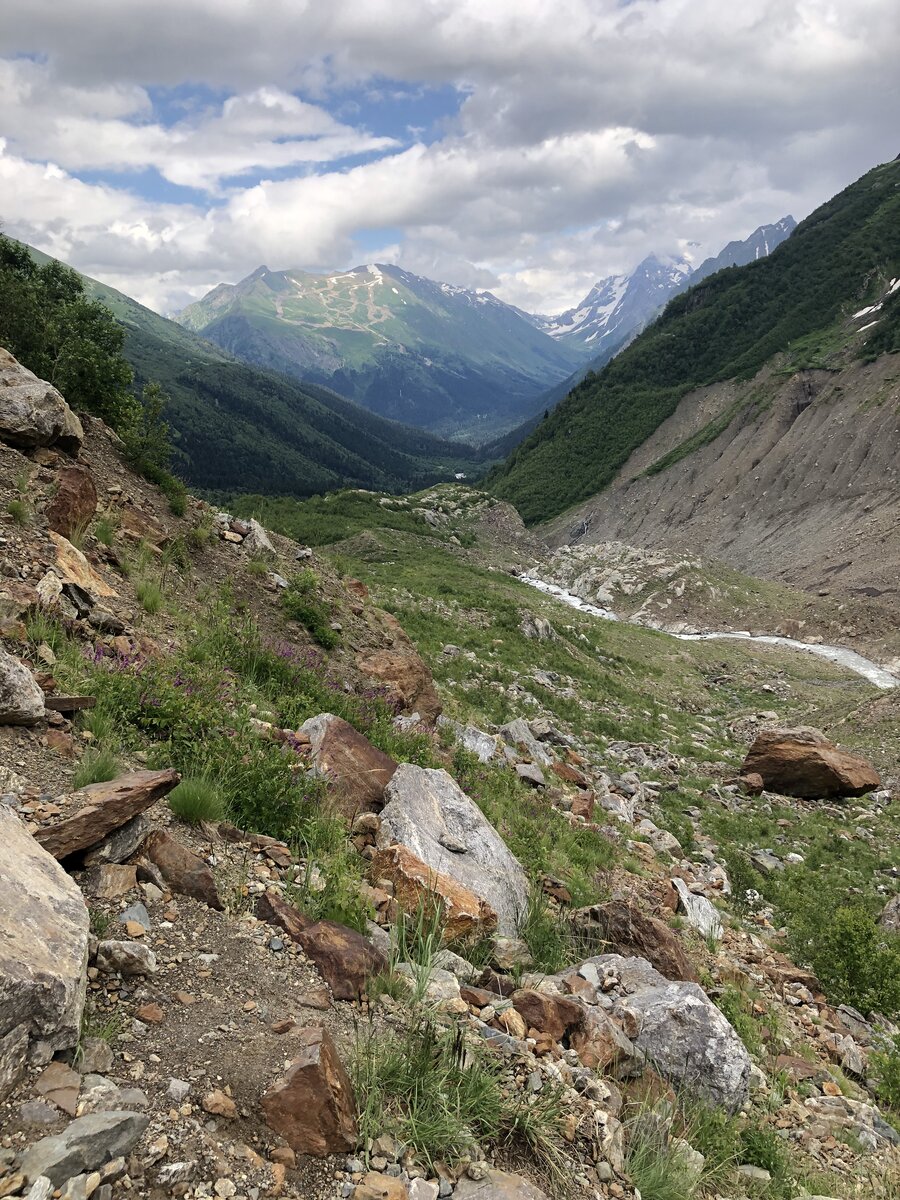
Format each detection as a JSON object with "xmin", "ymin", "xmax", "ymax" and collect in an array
[{"xmin": 519, "ymin": 573, "xmax": 899, "ymax": 691}]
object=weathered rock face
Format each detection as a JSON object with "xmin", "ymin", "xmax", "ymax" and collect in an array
[
  {"xmin": 0, "ymin": 646, "xmax": 45, "ymax": 726},
  {"xmin": 35, "ymin": 770, "xmax": 179, "ymax": 860},
  {"xmin": 0, "ymin": 348, "xmax": 83, "ymax": 453},
  {"xmin": 356, "ymin": 614, "xmax": 442, "ymax": 724},
  {"xmin": 143, "ymin": 829, "xmax": 222, "ymax": 910},
  {"xmin": 301, "ymin": 713, "xmax": 397, "ymax": 818},
  {"xmin": 371, "ymin": 843, "xmax": 498, "ymax": 942},
  {"xmin": 49, "ymin": 532, "xmax": 117, "ymax": 598},
  {"xmin": 453, "ymin": 1170, "xmax": 550, "ymax": 1199},
  {"xmin": 741, "ymin": 727, "xmax": 880, "ymax": 799},
  {"xmin": 21, "ymin": 1109, "xmax": 148, "ymax": 1184},
  {"xmin": 510, "ymin": 990, "xmax": 584, "ymax": 1042},
  {"xmin": 377, "ymin": 764, "xmax": 529, "ymax": 937},
  {"xmin": 0, "ymin": 807, "xmax": 89, "ymax": 1099},
  {"xmin": 671, "ymin": 879, "xmax": 723, "ymax": 940},
  {"xmin": 296, "ymin": 921, "xmax": 387, "ymax": 1001},
  {"xmin": 45, "ymin": 466, "xmax": 98, "ymax": 538},
  {"xmin": 256, "ymin": 891, "xmax": 313, "ymax": 942},
  {"xmin": 261, "ymin": 1026, "xmax": 358, "ymax": 1155},
  {"xmin": 571, "ymin": 902, "xmax": 698, "ymax": 983},
  {"xmin": 879, "ymin": 894, "xmax": 900, "ymax": 933}
]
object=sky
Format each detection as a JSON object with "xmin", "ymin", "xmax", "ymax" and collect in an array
[{"xmin": 0, "ymin": 1, "xmax": 898, "ymax": 317}]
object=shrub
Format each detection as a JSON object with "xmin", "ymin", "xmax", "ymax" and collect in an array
[
  {"xmin": 73, "ymin": 746, "xmax": 120, "ymax": 789},
  {"xmin": 93, "ymin": 513, "xmax": 118, "ymax": 546},
  {"xmin": 6, "ymin": 499, "xmax": 29, "ymax": 525},
  {"xmin": 168, "ymin": 776, "xmax": 225, "ymax": 825},
  {"xmin": 872, "ymin": 1033, "xmax": 900, "ymax": 1112},
  {"xmin": 282, "ymin": 570, "xmax": 339, "ymax": 649}
]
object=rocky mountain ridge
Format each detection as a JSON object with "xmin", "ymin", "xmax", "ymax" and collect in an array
[{"xmin": 0, "ymin": 351, "xmax": 899, "ymax": 1200}]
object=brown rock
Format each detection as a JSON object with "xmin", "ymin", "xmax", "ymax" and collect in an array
[
  {"xmin": 49, "ymin": 532, "xmax": 117, "ymax": 598},
  {"xmin": 571, "ymin": 1007, "xmax": 639, "ymax": 1073},
  {"xmin": 256, "ymin": 892, "xmax": 313, "ymax": 942},
  {"xmin": 35, "ymin": 769, "xmax": 180, "ymax": 860},
  {"xmin": 552, "ymin": 762, "xmax": 589, "ymax": 789},
  {"xmin": 510, "ymin": 990, "xmax": 585, "ymax": 1042},
  {"xmin": 370, "ymin": 843, "xmax": 497, "ymax": 942},
  {"xmin": 571, "ymin": 902, "xmax": 698, "ymax": 983},
  {"xmin": 43, "ymin": 729, "xmax": 76, "ymax": 759},
  {"xmin": 135, "ymin": 1002, "xmax": 165, "ymax": 1024},
  {"xmin": 261, "ymin": 1026, "xmax": 357, "ymax": 1155},
  {"xmin": 453, "ymin": 1170, "xmax": 551, "ymax": 1199},
  {"xmin": 80, "ymin": 864, "xmax": 138, "ymax": 899},
  {"xmin": 741, "ymin": 727, "xmax": 881, "ymax": 799},
  {"xmin": 352, "ymin": 1175, "xmax": 407, "ymax": 1200},
  {"xmin": 356, "ymin": 613, "xmax": 442, "ymax": 723},
  {"xmin": 736, "ymin": 772, "xmax": 765, "ymax": 796},
  {"xmin": 569, "ymin": 792, "xmax": 595, "ymax": 821},
  {"xmin": 45, "ymin": 466, "xmax": 97, "ymax": 538},
  {"xmin": 117, "ymin": 505, "xmax": 171, "ymax": 549},
  {"xmin": 34, "ymin": 1060, "xmax": 81, "ymax": 1116},
  {"xmin": 203, "ymin": 1088, "xmax": 237, "ymax": 1118},
  {"xmin": 296, "ymin": 921, "xmax": 387, "ymax": 1001},
  {"xmin": 300, "ymin": 713, "xmax": 398, "ymax": 818},
  {"xmin": 144, "ymin": 830, "xmax": 223, "ymax": 910}
]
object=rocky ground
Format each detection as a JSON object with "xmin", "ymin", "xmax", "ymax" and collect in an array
[{"xmin": 1, "ymin": 352, "xmax": 899, "ymax": 1200}]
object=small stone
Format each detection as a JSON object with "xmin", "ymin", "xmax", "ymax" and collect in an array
[
  {"xmin": 96, "ymin": 940, "xmax": 157, "ymax": 976},
  {"xmin": 202, "ymin": 1089, "xmax": 237, "ymax": 1119},
  {"xmin": 167, "ymin": 1079, "xmax": 190, "ymax": 1102},
  {"xmin": 134, "ymin": 1003, "xmax": 164, "ymax": 1024}
]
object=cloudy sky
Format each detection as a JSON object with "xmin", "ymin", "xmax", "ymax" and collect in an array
[{"xmin": 1, "ymin": 1, "xmax": 897, "ymax": 316}]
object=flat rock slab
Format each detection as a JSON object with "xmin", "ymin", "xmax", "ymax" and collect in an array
[
  {"xmin": 261, "ymin": 1026, "xmax": 357, "ymax": 1156},
  {"xmin": 742, "ymin": 726, "xmax": 880, "ymax": 799},
  {"xmin": 300, "ymin": 712, "xmax": 397, "ymax": 818},
  {"xmin": 454, "ymin": 1171, "xmax": 550, "ymax": 1199},
  {"xmin": 377, "ymin": 764, "xmax": 529, "ymax": 937},
  {"xmin": 21, "ymin": 1110, "xmax": 148, "ymax": 1185},
  {"xmin": 35, "ymin": 770, "xmax": 179, "ymax": 860},
  {"xmin": 0, "ymin": 806, "xmax": 89, "ymax": 1098}
]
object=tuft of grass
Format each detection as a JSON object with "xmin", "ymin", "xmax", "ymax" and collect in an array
[
  {"xmin": 625, "ymin": 1131, "xmax": 701, "ymax": 1200},
  {"xmin": 168, "ymin": 775, "xmax": 225, "ymax": 825},
  {"xmin": 93, "ymin": 512, "xmax": 118, "ymax": 546},
  {"xmin": 245, "ymin": 556, "xmax": 270, "ymax": 577},
  {"xmin": 282, "ymin": 569, "xmax": 339, "ymax": 649},
  {"xmin": 518, "ymin": 889, "xmax": 573, "ymax": 975},
  {"xmin": 135, "ymin": 577, "xmax": 164, "ymax": 614},
  {"xmin": 6, "ymin": 498, "xmax": 29, "ymax": 525},
  {"xmin": 73, "ymin": 746, "xmax": 120, "ymax": 789}
]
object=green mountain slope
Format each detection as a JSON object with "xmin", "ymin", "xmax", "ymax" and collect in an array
[
  {"xmin": 176, "ymin": 263, "xmax": 584, "ymax": 442},
  {"xmin": 488, "ymin": 158, "xmax": 900, "ymax": 524},
  {"xmin": 23, "ymin": 245, "xmax": 478, "ymax": 495}
]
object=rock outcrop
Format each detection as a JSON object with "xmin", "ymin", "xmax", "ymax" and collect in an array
[
  {"xmin": 356, "ymin": 614, "xmax": 442, "ymax": 723},
  {"xmin": 0, "ymin": 348, "xmax": 83, "ymax": 453},
  {"xmin": 45, "ymin": 465, "xmax": 98, "ymax": 538},
  {"xmin": 741, "ymin": 727, "xmax": 880, "ymax": 799},
  {"xmin": 377, "ymin": 764, "xmax": 529, "ymax": 937},
  {"xmin": 0, "ymin": 806, "xmax": 89, "ymax": 1100}
]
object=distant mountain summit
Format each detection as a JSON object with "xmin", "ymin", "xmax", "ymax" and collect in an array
[
  {"xmin": 536, "ymin": 218, "xmax": 796, "ymax": 358},
  {"xmin": 176, "ymin": 262, "xmax": 583, "ymax": 442}
]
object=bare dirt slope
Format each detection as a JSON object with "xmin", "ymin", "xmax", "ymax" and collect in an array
[{"xmin": 540, "ymin": 354, "xmax": 900, "ymax": 635}]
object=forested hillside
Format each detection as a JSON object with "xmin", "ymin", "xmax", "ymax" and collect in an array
[{"xmin": 489, "ymin": 159, "xmax": 900, "ymax": 524}]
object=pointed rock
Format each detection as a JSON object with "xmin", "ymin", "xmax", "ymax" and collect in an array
[
  {"xmin": 35, "ymin": 770, "xmax": 179, "ymax": 860},
  {"xmin": 296, "ymin": 921, "xmax": 387, "ymax": 1001},
  {"xmin": 261, "ymin": 1026, "xmax": 357, "ymax": 1155},
  {"xmin": 21, "ymin": 1110, "xmax": 148, "ymax": 1185},
  {"xmin": 45, "ymin": 466, "xmax": 97, "ymax": 538},
  {"xmin": 143, "ymin": 830, "xmax": 222, "ymax": 910},
  {"xmin": 300, "ymin": 713, "xmax": 397, "ymax": 818}
]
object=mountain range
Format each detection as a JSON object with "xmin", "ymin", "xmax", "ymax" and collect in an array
[{"xmin": 176, "ymin": 263, "xmax": 584, "ymax": 443}]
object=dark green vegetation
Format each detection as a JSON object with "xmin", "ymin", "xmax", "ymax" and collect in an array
[
  {"xmin": 176, "ymin": 262, "xmax": 583, "ymax": 441},
  {"xmin": 15, "ymin": 241, "xmax": 478, "ymax": 496},
  {"xmin": 489, "ymin": 159, "xmax": 900, "ymax": 523},
  {"xmin": 0, "ymin": 234, "xmax": 134, "ymax": 428}
]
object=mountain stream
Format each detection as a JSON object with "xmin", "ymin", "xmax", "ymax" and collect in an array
[{"xmin": 519, "ymin": 573, "xmax": 899, "ymax": 690}]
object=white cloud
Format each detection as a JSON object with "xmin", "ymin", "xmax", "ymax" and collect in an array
[{"xmin": 0, "ymin": 0, "xmax": 898, "ymax": 313}]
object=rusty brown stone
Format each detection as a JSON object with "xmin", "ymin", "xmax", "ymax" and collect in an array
[
  {"xmin": 43, "ymin": 729, "xmax": 75, "ymax": 759},
  {"xmin": 552, "ymin": 762, "xmax": 589, "ymax": 788},
  {"xmin": 569, "ymin": 792, "xmax": 595, "ymax": 821},
  {"xmin": 144, "ymin": 829, "xmax": 223, "ymax": 910},
  {"xmin": 352, "ymin": 1175, "xmax": 407, "ymax": 1200},
  {"xmin": 356, "ymin": 613, "xmax": 441, "ymax": 723},
  {"xmin": 571, "ymin": 901, "xmax": 698, "ymax": 983},
  {"xmin": 296, "ymin": 921, "xmax": 387, "ymax": 1001},
  {"xmin": 301, "ymin": 713, "xmax": 398, "ymax": 818},
  {"xmin": 45, "ymin": 466, "xmax": 97, "ymax": 538},
  {"xmin": 256, "ymin": 891, "xmax": 313, "ymax": 941},
  {"xmin": 741, "ymin": 727, "xmax": 881, "ymax": 799},
  {"xmin": 261, "ymin": 1026, "xmax": 357, "ymax": 1155},
  {"xmin": 79, "ymin": 864, "xmax": 138, "ymax": 899},
  {"xmin": 35, "ymin": 769, "xmax": 179, "ymax": 860},
  {"xmin": 510, "ymin": 989, "xmax": 585, "ymax": 1042},
  {"xmin": 370, "ymin": 843, "xmax": 497, "ymax": 942}
]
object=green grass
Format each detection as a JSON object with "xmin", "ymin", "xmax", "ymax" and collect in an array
[
  {"xmin": 168, "ymin": 775, "xmax": 226, "ymax": 825},
  {"xmin": 282, "ymin": 569, "xmax": 339, "ymax": 648},
  {"xmin": 73, "ymin": 746, "xmax": 121, "ymax": 789},
  {"xmin": 135, "ymin": 577, "xmax": 164, "ymax": 614},
  {"xmin": 93, "ymin": 513, "xmax": 118, "ymax": 545},
  {"xmin": 6, "ymin": 498, "xmax": 29, "ymax": 525}
]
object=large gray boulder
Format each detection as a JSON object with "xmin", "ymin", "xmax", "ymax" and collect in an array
[
  {"xmin": 0, "ymin": 647, "xmax": 46, "ymax": 726},
  {"xmin": 558, "ymin": 954, "xmax": 751, "ymax": 1114},
  {"xmin": 0, "ymin": 807, "xmax": 89, "ymax": 1099},
  {"xmin": 378, "ymin": 764, "xmax": 529, "ymax": 936},
  {"xmin": 0, "ymin": 348, "xmax": 83, "ymax": 453},
  {"xmin": 21, "ymin": 1110, "xmax": 148, "ymax": 1185}
]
